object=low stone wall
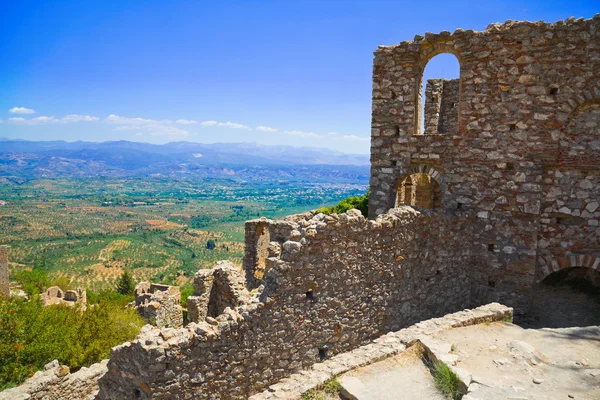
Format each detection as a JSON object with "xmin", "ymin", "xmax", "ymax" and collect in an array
[
  {"xmin": 97, "ymin": 206, "xmax": 476, "ymax": 399},
  {"xmin": 0, "ymin": 360, "xmax": 108, "ymax": 400},
  {"xmin": 251, "ymin": 302, "xmax": 512, "ymax": 399}
]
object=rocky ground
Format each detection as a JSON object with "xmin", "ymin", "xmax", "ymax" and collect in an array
[
  {"xmin": 335, "ymin": 322, "xmax": 600, "ymax": 400},
  {"xmin": 515, "ymin": 282, "xmax": 600, "ymax": 329},
  {"xmin": 434, "ymin": 322, "xmax": 600, "ymax": 400}
]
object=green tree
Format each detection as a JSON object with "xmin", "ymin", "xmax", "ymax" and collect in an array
[
  {"xmin": 115, "ymin": 270, "xmax": 135, "ymax": 295},
  {"xmin": 206, "ymin": 239, "xmax": 216, "ymax": 250},
  {"xmin": 11, "ymin": 269, "xmax": 50, "ymax": 296},
  {"xmin": 317, "ymin": 191, "xmax": 369, "ymax": 218}
]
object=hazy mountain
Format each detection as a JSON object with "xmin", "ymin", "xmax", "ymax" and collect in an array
[{"xmin": 0, "ymin": 139, "xmax": 370, "ymax": 183}]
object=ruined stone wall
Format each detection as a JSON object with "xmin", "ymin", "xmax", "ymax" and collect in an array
[
  {"xmin": 424, "ymin": 78, "xmax": 459, "ymax": 135},
  {"xmin": 0, "ymin": 246, "xmax": 8, "ymax": 299},
  {"xmin": 369, "ymin": 15, "xmax": 600, "ymax": 309},
  {"xmin": 98, "ymin": 207, "xmax": 474, "ymax": 399},
  {"xmin": 187, "ymin": 260, "xmax": 250, "ymax": 323},
  {"xmin": 41, "ymin": 286, "xmax": 87, "ymax": 307},
  {"xmin": 134, "ymin": 283, "xmax": 183, "ymax": 328},
  {"xmin": 0, "ymin": 360, "xmax": 107, "ymax": 400}
]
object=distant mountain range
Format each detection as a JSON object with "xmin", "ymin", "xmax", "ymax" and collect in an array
[{"xmin": 0, "ymin": 140, "xmax": 370, "ymax": 183}]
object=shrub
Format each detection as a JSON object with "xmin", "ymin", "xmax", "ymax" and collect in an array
[
  {"xmin": 49, "ymin": 276, "xmax": 72, "ymax": 291},
  {"xmin": 316, "ymin": 191, "xmax": 369, "ymax": 218},
  {"xmin": 11, "ymin": 269, "xmax": 50, "ymax": 296},
  {"xmin": 0, "ymin": 295, "xmax": 144, "ymax": 390},
  {"xmin": 180, "ymin": 285, "xmax": 194, "ymax": 309}
]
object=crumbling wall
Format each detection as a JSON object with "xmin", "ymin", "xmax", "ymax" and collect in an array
[
  {"xmin": 41, "ymin": 286, "xmax": 87, "ymax": 308},
  {"xmin": 368, "ymin": 15, "xmax": 600, "ymax": 310},
  {"xmin": 98, "ymin": 207, "xmax": 474, "ymax": 399},
  {"xmin": 187, "ymin": 260, "xmax": 250, "ymax": 323},
  {"xmin": 0, "ymin": 359, "xmax": 107, "ymax": 400},
  {"xmin": 134, "ymin": 283, "xmax": 183, "ymax": 328},
  {"xmin": 0, "ymin": 245, "xmax": 8, "ymax": 299}
]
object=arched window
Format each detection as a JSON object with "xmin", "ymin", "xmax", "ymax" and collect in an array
[
  {"xmin": 396, "ymin": 173, "xmax": 441, "ymax": 209},
  {"xmin": 417, "ymin": 53, "xmax": 460, "ymax": 135}
]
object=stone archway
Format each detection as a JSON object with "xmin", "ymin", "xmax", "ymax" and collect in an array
[
  {"xmin": 517, "ymin": 255, "xmax": 600, "ymax": 328},
  {"xmin": 395, "ymin": 165, "xmax": 444, "ymax": 209},
  {"xmin": 537, "ymin": 255, "xmax": 600, "ymax": 284}
]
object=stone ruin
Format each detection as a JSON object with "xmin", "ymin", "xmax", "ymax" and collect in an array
[
  {"xmin": 2, "ymin": 14, "xmax": 599, "ymax": 400},
  {"xmin": 134, "ymin": 282, "xmax": 183, "ymax": 328},
  {"xmin": 0, "ymin": 245, "xmax": 8, "ymax": 299},
  {"xmin": 41, "ymin": 286, "xmax": 87, "ymax": 308},
  {"xmin": 187, "ymin": 260, "xmax": 250, "ymax": 324},
  {"xmin": 368, "ymin": 15, "xmax": 600, "ymax": 311}
]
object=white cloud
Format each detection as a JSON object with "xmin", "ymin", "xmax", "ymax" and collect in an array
[
  {"xmin": 8, "ymin": 115, "xmax": 99, "ymax": 125},
  {"xmin": 327, "ymin": 132, "xmax": 338, "ymax": 136},
  {"xmin": 104, "ymin": 114, "xmax": 156, "ymax": 125},
  {"xmin": 105, "ymin": 114, "xmax": 188, "ymax": 137},
  {"xmin": 284, "ymin": 130, "xmax": 320, "ymax": 138},
  {"xmin": 9, "ymin": 107, "xmax": 35, "ymax": 114},
  {"xmin": 175, "ymin": 119, "xmax": 198, "ymax": 125},
  {"xmin": 60, "ymin": 114, "xmax": 100, "ymax": 123},
  {"xmin": 343, "ymin": 135, "xmax": 370, "ymax": 141},
  {"xmin": 256, "ymin": 125, "xmax": 278, "ymax": 132},
  {"xmin": 200, "ymin": 120, "xmax": 250, "ymax": 130}
]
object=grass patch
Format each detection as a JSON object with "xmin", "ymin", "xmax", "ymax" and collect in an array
[
  {"xmin": 503, "ymin": 314, "xmax": 514, "ymax": 323},
  {"xmin": 432, "ymin": 361, "xmax": 462, "ymax": 400},
  {"xmin": 322, "ymin": 376, "xmax": 342, "ymax": 393},
  {"xmin": 301, "ymin": 376, "xmax": 342, "ymax": 399}
]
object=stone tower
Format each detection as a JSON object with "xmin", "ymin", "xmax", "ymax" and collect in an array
[{"xmin": 0, "ymin": 246, "xmax": 9, "ymax": 299}]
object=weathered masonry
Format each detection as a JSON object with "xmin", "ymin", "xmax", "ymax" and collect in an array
[
  {"xmin": 98, "ymin": 208, "xmax": 474, "ymax": 399},
  {"xmin": 0, "ymin": 246, "xmax": 8, "ymax": 299},
  {"xmin": 369, "ymin": 15, "xmax": 600, "ymax": 310}
]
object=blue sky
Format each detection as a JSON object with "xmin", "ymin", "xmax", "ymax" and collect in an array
[{"xmin": 0, "ymin": 1, "xmax": 596, "ymax": 154}]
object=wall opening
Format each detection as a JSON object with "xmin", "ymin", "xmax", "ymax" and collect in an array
[
  {"xmin": 417, "ymin": 53, "xmax": 460, "ymax": 135},
  {"xmin": 396, "ymin": 173, "xmax": 441, "ymax": 209},
  {"xmin": 516, "ymin": 266, "xmax": 600, "ymax": 329}
]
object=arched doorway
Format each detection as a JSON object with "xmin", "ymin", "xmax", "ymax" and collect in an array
[
  {"xmin": 417, "ymin": 53, "xmax": 460, "ymax": 135},
  {"xmin": 519, "ymin": 265, "xmax": 600, "ymax": 328},
  {"xmin": 396, "ymin": 173, "xmax": 442, "ymax": 209}
]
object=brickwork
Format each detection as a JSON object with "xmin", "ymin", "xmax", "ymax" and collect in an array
[
  {"xmin": 0, "ymin": 246, "xmax": 8, "ymax": 299},
  {"xmin": 369, "ymin": 15, "xmax": 600, "ymax": 309}
]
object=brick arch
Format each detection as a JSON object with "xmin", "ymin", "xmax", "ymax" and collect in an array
[
  {"xmin": 537, "ymin": 255, "xmax": 600, "ymax": 283},
  {"xmin": 395, "ymin": 165, "xmax": 446, "ymax": 209},
  {"xmin": 417, "ymin": 41, "xmax": 461, "ymax": 68},
  {"xmin": 558, "ymin": 82, "xmax": 600, "ymax": 122}
]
